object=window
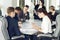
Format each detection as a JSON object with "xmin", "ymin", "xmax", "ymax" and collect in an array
[
  {"xmin": 19, "ymin": 0, "xmax": 25, "ymax": 9},
  {"xmin": 31, "ymin": 0, "xmax": 40, "ymax": 5}
]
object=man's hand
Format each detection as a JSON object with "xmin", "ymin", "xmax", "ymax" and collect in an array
[{"xmin": 18, "ymin": 21, "xmax": 22, "ymax": 28}]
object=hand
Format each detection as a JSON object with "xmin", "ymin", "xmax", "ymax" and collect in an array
[
  {"xmin": 18, "ymin": 21, "xmax": 22, "ymax": 28},
  {"xmin": 32, "ymin": 23, "xmax": 41, "ymax": 31},
  {"xmin": 32, "ymin": 23, "xmax": 38, "ymax": 29},
  {"xmin": 21, "ymin": 19, "xmax": 23, "ymax": 21}
]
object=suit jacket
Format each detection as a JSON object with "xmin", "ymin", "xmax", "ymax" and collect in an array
[
  {"xmin": 19, "ymin": 11, "xmax": 30, "ymax": 22},
  {"xmin": 48, "ymin": 12, "xmax": 59, "ymax": 21},
  {"xmin": 34, "ymin": 13, "xmax": 42, "ymax": 20},
  {"xmin": 14, "ymin": 13, "xmax": 20, "ymax": 21},
  {"xmin": 6, "ymin": 16, "xmax": 21, "ymax": 38}
]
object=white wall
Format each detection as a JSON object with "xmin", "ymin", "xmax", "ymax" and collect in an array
[
  {"xmin": 0, "ymin": 0, "xmax": 18, "ymax": 16},
  {"xmin": 0, "ymin": 0, "xmax": 12, "ymax": 16},
  {"xmin": 49, "ymin": 0, "xmax": 59, "ymax": 10},
  {"xmin": 44, "ymin": 0, "xmax": 49, "ymax": 12},
  {"xmin": 44, "ymin": 0, "xmax": 60, "ymax": 12},
  {"xmin": 55, "ymin": 0, "xmax": 59, "ymax": 10}
]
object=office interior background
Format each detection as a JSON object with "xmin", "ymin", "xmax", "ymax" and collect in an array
[
  {"xmin": 0, "ymin": 0, "xmax": 60, "ymax": 17},
  {"xmin": 0, "ymin": 0, "xmax": 60, "ymax": 40}
]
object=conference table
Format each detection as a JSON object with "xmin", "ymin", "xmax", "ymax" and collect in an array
[{"xmin": 20, "ymin": 19, "xmax": 42, "ymax": 35}]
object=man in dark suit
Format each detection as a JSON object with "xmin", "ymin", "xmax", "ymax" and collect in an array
[
  {"xmin": 6, "ymin": 7, "xmax": 22, "ymax": 40},
  {"xmin": 48, "ymin": 6, "xmax": 59, "ymax": 29},
  {"xmin": 14, "ymin": 7, "xmax": 22, "ymax": 21},
  {"xmin": 20, "ymin": 5, "xmax": 30, "ymax": 22},
  {"xmin": 48, "ymin": 6, "xmax": 59, "ymax": 21}
]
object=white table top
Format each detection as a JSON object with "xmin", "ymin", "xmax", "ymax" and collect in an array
[{"xmin": 20, "ymin": 19, "xmax": 41, "ymax": 35}]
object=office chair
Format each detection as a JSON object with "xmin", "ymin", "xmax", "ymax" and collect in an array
[
  {"xmin": 37, "ymin": 14, "xmax": 60, "ymax": 40},
  {"xmin": 0, "ymin": 16, "xmax": 25, "ymax": 40}
]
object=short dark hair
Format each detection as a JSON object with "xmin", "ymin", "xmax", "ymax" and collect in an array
[
  {"xmin": 24, "ymin": 5, "xmax": 29, "ymax": 8},
  {"xmin": 7, "ymin": 7, "xmax": 14, "ymax": 14},
  {"xmin": 49, "ymin": 6, "xmax": 55, "ymax": 11},
  {"xmin": 37, "ymin": 8, "xmax": 47, "ymax": 15},
  {"xmin": 15, "ymin": 7, "xmax": 21, "ymax": 11}
]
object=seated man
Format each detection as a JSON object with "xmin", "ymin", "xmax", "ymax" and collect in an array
[
  {"xmin": 6, "ymin": 7, "xmax": 22, "ymax": 40},
  {"xmin": 20, "ymin": 5, "xmax": 30, "ymax": 22},
  {"xmin": 48, "ymin": 6, "xmax": 59, "ymax": 29},
  {"xmin": 48, "ymin": 6, "xmax": 59, "ymax": 21},
  {"xmin": 14, "ymin": 7, "xmax": 22, "ymax": 21}
]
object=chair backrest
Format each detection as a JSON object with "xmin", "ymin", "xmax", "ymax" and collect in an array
[
  {"xmin": 0, "ymin": 16, "xmax": 10, "ymax": 40},
  {"xmin": 0, "ymin": 10, "xmax": 2, "ymax": 16},
  {"xmin": 0, "ymin": 18, "xmax": 5, "ymax": 40},
  {"xmin": 53, "ymin": 14, "xmax": 60, "ymax": 37}
]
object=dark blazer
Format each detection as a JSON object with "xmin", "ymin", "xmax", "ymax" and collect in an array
[
  {"xmin": 33, "ymin": 13, "xmax": 42, "ymax": 20},
  {"xmin": 14, "ymin": 13, "xmax": 20, "ymax": 21},
  {"xmin": 24, "ymin": 12, "xmax": 30, "ymax": 20},
  {"xmin": 6, "ymin": 16, "xmax": 21, "ymax": 38},
  {"xmin": 19, "ymin": 11, "xmax": 30, "ymax": 22},
  {"xmin": 48, "ymin": 12, "xmax": 59, "ymax": 21}
]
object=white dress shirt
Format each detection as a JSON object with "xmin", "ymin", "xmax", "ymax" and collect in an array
[{"xmin": 41, "ymin": 16, "xmax": 52, "ymax": 33}]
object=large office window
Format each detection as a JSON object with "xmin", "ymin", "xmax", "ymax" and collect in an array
[
  {"xmin": 19, "ymin": 0, "xmax": 25, "ymax": 9},
  {"xmin": 31, "ymin": 0, "xmax": 40, "ymax": 5}
]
